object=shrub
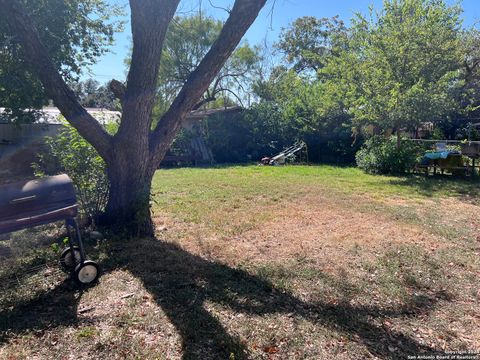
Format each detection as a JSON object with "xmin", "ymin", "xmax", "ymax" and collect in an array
[
  {"xmin": 33, "ymin": 123, "xmax": 113, "ymax": 225},
  {"xmin": 355, "ymin": 136, "xmax": 420, "ymax": 174}
]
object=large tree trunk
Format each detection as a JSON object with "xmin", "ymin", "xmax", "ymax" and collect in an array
[
  {"xmin": 104, "ymin": 163, "xmax": 155, "ymax": 237},
  {"xmin": 102, "ymin": 138, "xmax": 157, "ymax": 238}
]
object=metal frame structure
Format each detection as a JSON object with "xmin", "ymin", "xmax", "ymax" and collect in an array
[{"xmin": 262, "ymin": 141, "xmax": 308, "ymax": 165}]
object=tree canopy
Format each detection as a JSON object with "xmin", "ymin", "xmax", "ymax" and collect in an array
[
  {"xmin": 235, "ymin": 0, "xmax": 479, "ymax": 165},
  {"xmin": 0, "ymin": 0, "xmax": 123, "ymax": 122},
  {"xmin": 70, "ymin": 79, "xmax": 119, "ymax": 110},
  {"xmin": 322, "ymin": 0, "xmax": 464, "ymax": 140},
  {"xmin": 275, "ymin": 16, "xmax": 346, "ymax": 74},
  {"xmin": 154, "ymin": 14, "xmax": 263, "ymax": 116}
]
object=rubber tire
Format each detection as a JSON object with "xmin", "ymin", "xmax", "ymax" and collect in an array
[
  {"xmin": 60, "ymin": 246, "xmax": 81, "ymax": 271},
  {"xmin": 74, "ymin": 260, "xmax": 100, "ymax": 285}
]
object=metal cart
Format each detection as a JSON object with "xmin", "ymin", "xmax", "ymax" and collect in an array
[{"xmin": 0, "ymin": 174, "xmax": 100, "ymax": 285}]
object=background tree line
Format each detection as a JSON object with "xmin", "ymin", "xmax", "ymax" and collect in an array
[
  {"xmin": 2, "ymin": 0, "xmax": 479, "ymax": 231},
  {"xmin": 2, "ymin": 0, "xmax": 479, "ymax": 167},
  {"xmin": 165, "ymin": 0, "xmax": 480, "ymax": 164}
]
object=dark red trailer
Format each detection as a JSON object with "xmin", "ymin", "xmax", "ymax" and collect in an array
[{"xmin": 0, "ymin": 174, "xmax": 100, "ymax": 285}]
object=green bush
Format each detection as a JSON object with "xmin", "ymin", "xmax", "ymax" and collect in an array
[
  {"xmin": 355, "ymin": 136, "xmax": 420, "ymax": 174},
  {"xmin": 33, "ymin": 123, "xmax": 114, "ymax": 224}
]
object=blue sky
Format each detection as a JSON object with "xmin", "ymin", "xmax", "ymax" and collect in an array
[{"xmin": 87, "ymin": 0, "xmax": 480, "ymax": 82}]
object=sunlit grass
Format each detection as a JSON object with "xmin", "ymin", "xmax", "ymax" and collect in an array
[{"xmin": 151, "ymin": 165, "xmax": 480, "ymax": 221}]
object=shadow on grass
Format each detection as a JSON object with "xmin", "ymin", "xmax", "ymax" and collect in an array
[
  {"xmin": 388, "ymin": 174, "xmax": 480, "ymax": 199},
  {"xmin": 0, "ymin": 237, "xmax": 450, "ymax": 359},
  {"xmin": 0, "ymin": 280, "xmax": 80, "ymax": 343},
  {"xmin": 119, "ymin": 238, "xmax": 446, "ymax": 360},
  {"xmin": 0, "ymin": 227, "xmax": 86, "ymax": 343}
]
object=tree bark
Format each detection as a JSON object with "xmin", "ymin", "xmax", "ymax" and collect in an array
[
  {"xmin": 103, "ymin": 158, "xmax": 156, "ymax": 237},
  {"xmin": 100, "ymin": 114, "xmax": 160, "ymax": 237}
]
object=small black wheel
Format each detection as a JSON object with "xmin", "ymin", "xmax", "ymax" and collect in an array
[
  {"xmin": 60, "ymin": 246, "xmax": 81, "ymax": 271},
  {"xmin": 74, "ymin": 260, "xmax": 100, "ymax": 285}
]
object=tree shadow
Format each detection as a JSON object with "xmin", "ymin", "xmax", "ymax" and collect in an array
[
  {"xmin": 0, "ymin": 226, "xmax": 91, "ymax": 345},
  {"xmin": 0, "ymin": 280, "xmax": 81, "ymax": 343},
  {"xmin": 0, "ymin": 235, "xmax": 450, "ymax": 359},
  {"xmin": 388, "ymin": 175, "xmax": 480, "ymax": 200},
  {"xmin": 116, "ymin": 237, "xmax": 447, "ymax": 360}
]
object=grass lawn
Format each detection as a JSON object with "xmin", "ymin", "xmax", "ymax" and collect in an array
[{"xmin": 1, "ymin": 165, "xmax": 479, "ymax": 359}]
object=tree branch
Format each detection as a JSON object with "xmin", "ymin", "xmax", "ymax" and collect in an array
[
  {"xmin": 208, "ymin": 0, "xmax": 231, "ymax": 14},
  {"xmin": 150, "ymin": 0, "xmax": 267, "ymax": 161},
  {"xmin": 192, "ymin": 96, "xmax": 217, "ymax": 111},
  {"xmin": 191, "ymin": 84, "xmax": 244, "ymax": 111},
  {"xmin": 118, "ymin": 0, "xmax": 180, "ymax": 139},
  {"xmin": 218, "ymin": 87, "xmax": 244, "ymax": 107},
  {"xmin": 0, "ymin": 0, "xmax": 113, "ymax": 161},
  {"xmin": 209, "ymin": 70, "xmax": 249, "ymax": 95}
]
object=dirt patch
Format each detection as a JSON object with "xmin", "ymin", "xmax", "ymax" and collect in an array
[{"xmin": 154, "ymin": 193, "xmax": 443, "ymax": 267}]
